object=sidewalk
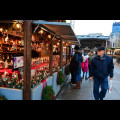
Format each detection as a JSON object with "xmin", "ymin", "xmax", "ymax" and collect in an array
[{"xmin": 56, "ymin": 65, "xmax": 120, "ymax": 100}]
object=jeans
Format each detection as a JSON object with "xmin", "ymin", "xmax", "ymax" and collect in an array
[
  {"xmin": 75, "ymin": 73, "xmax": 81, "ymax": 83},
  {"xmin": 83, "ymin": 71, "xmax": 88, "ymax": 78},
  {"xmin": 93, "ymin": 77, "xmax": 108, "ymax": 100}
]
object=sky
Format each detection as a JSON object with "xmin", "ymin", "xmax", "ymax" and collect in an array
[{"xmin": 73, "ymin": 20, "xmax": 120, "ymax": 36}]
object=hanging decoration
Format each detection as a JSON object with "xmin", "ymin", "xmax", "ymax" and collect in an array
[{"xmin": 32, "ymin": 35, "xmax": 35, "ymax": 42}]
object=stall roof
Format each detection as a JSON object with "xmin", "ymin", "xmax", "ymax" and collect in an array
[
  {"xmin": 0, "ymin": 20, "xmax": 23, "ymax": 23},
  {"xmin": 32, "ymin": 20, "xmax": 79, "ymax": 42},
  {"xmin": 0, "ymin": 20, "xmax": 79, "ymax": 43}
]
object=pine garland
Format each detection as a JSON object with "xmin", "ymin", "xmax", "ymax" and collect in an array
[
  {"xmin": 42, "ymin": 85, "xmax": 55, "ymax": 100},
  {"xmin": 57, "ymin": 71, "xmax": 65, "ymax": 85},
  {"xmin": 0, "ymin": 95, "xmax": 8, "ymax": 100},
  {"xmin": 65, "ymin": 65, "xmax": 70, "ymax": 75}
]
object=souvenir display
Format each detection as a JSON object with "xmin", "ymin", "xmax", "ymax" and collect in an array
[{"xmin": 0, "ymin": 20, "xmax": 71, "ymax": 101}]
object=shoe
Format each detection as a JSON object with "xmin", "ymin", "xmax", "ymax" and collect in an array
[
  {"xmin": 100, "ymin": 98, "xmax": 103, "ymax": 100},
  {"xmin": 85, "ymin": 77, "xmax": 88, "ymax": 80},
  {"xmin": 73, "ymin": 81, "xmax": 81, "ymax": 89}
]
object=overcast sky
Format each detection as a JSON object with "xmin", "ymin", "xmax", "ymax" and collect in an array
[{"xmin": 74, "ymin": 20, "xmax": 120, "ymax": 36}]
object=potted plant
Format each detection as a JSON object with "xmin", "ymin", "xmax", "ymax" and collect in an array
[
  {"xmin": 57, "ymin": 71, "xmax": 65, "ymax": 85},
  {"xmin": 42, "ymin": 85, "xmax": 55, "ymax": 100},
  {"xmin": 65, "ymin": 65, "xmax": 70, "ymax": 75},
  {"xmin": 0, "ymin": 95, "xmax": 8, "ymax": 100}
]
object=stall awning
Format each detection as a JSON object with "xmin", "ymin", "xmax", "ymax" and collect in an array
[{"xmin": 32, "ymin": 20, "xmax": 79, "ymax": 42}]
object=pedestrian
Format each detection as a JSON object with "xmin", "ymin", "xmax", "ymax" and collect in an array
[
  {"xmin": 82, "ymin": 49, "xmax": 85, "ymax": 56},
  {"xmin": 88, "ymin": 51, "xmax": 95, "ymax": 76},
  {"xmin": 70, "ymin": 45, "xmax": 83, "ymax": 89},
  {"xmin": 82, "ymin": 55, "xmax": 89, "ymax": 80},
  {"xmin": 89, "ymin": 46, "xmax": 114, "ymax": 100}
]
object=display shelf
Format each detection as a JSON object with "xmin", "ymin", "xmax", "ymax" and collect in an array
[{"xmin": 6, "ymin": 31, "xmax": 24, "ymax": 38}]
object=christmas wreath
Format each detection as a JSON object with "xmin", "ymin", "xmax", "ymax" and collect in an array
[
  {"xmin": 57, "ymin": 71, "xmax": 65, "ymax": 85},
  {"xmin": 0, "ymin": 95, "xmax": 8, "ymax": 100},
  {"xmin": 42, "ymin": 85, "xmax": 55, "ymax": 100},
  {"xmin": 65, "ymin": 65, "xmax": 70, "ymax": 75}
]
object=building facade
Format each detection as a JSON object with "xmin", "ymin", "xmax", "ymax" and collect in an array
[
  {"xmin": 110, "ymin": 22, "xmax": 120, "ymax": 48},
  {"xmin": 77, "ymin": 33, "xmax": 110, "ymax": 49}
]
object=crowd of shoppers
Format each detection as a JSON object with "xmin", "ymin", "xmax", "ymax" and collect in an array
[{"xmin": 69, "ymin": 45, "xmax": 114, "ymax": 100}]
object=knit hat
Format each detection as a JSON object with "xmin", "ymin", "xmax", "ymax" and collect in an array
[{"xmin": 74, "ymin": 45, "xmax": 80, "ymax": 50}]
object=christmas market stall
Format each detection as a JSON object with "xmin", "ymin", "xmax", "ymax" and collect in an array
[
  {"xmin": 0, "ymin": 20, "xmax": 79, "ymax": 100},
  {"xmin": 32, "ymin": 20, "xmax": 79, "ymax": 97},
  {"xmin": 0, "ymin": 21, "xmax": 24, "ymax": 100}
]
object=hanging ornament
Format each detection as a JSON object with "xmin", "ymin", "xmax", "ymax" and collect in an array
[
  {"xmin": 11, "ymin": 42, "xmax": 17, "ymax": 51},
  {"xmin": 10, "ymin": 39, "xmax": 13, "ymax": 44},
  {"xmin": 5, "ymin": 35, "xmax": 9, "ymax": 44},
  {"xmin": 32, "ymin": 35, "xmax": 35, "ymax": 42},
  {"xmin": 46, "ymin": 43, "xmax": 49, "ymax": 50},
  {"xmin": 4, "ymin": 60, "xmax": 8, "ymax": 69}
]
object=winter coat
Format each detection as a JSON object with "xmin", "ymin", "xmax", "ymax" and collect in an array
[
  {"xmin": 89, "ymin": 54, "xmax": 114, "ymax": 79},
  {"xmin": 88, "ymin": 55, "xmax": 95, "ymax": 66},
  {"xmin": 82, "ymin": 59, "xmax": 88, "ymax": 72},
  {"xmin": 70, "ymin": 52, "xmax": 83, "ymax": 74}
]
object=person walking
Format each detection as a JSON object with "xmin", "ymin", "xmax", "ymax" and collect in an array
[
  {"xmin": 70, "ymin": 45, "xmax": 83, "ymax": 89},
  {"xmin": 89, "ymin": 46, "xmax": 114, "ymax": 100},
  {"xmin": 82, "ymin": 55, "xmax": 89, "ymax": 80},
  {"xmin": 88, "ymin": 51, "xmax": 95, "ymax": 77}
]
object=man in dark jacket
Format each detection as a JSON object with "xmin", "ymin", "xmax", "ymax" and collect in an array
[{"xmin": 89, "ymin": 46, "xmax": 114, "ymax": 100}]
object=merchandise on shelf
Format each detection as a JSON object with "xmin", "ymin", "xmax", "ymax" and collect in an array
[
  {"xmin": 0, "ymin": 61, "xmax": 4, "ymax": 69},
  {"xmin": 0, "ymin": 71, "xmax": 23, "ymax": 89}
]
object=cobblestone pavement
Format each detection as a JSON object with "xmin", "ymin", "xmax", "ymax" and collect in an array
[{"xmin": 56, "ymin": 63, "xmax": 120, "ymax": 100}]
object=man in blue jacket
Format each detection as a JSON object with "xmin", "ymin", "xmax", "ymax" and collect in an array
[{"xmin": 89, "ymin": 46, "xmax": 114, "ymax": 100}]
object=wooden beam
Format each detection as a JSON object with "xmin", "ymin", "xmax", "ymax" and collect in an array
[
  {"xmin": 23, "ymin": 20, "xmax": 32, "ymax": 100},
  {"xmin": 66, "ymin": 46, "xmax": 68, "ymax": 64},
  {"xmin": 49, "ymin": 36, "xmax": 53, "ymax": 75},
  {"xmin": 69, "ymin": 45, "xmax": 71, "ymax": 60},
  {"xmin": 60, "ymin": 39, "xmax": 63, "ymax": 69}
]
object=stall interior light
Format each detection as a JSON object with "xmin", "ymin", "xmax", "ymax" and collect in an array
[
  {"xmin": 16, "ymin": 23, "xmax": 20, "ymax": 28},
  {"xmin": 0, "ymin": 28, "xmax": 3, "ymax": 32},
  {"xmin": 38, "ymin": 29, "xmax": 44, "ymax": 34},
  {"xmin": 48, "ymin": 35, "xmax": 51, "ymax": 39},
  {"xmin": 57, "ymin": 42, "xmax": 60, "ymax": 46}
]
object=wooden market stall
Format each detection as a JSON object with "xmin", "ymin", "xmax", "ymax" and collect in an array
[{"xmin": 0, "ymin": 20, "xmax": 79, "ymax": 100}]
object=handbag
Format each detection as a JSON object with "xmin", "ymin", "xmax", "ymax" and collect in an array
[{"xmin": 81, "ymin": 62, "xmax": 84, "ymax": 68}]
